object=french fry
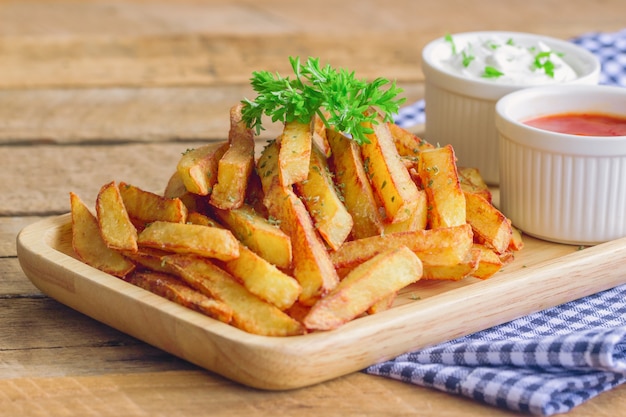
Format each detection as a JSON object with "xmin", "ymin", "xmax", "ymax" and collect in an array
[
  {"xmin": 458, "ymin": 166, "xmax": 492, "ymax": 203},
  {"xmin": 294, "ymin": 143, "xmax": 353, "ymax": 250},
  {"xmin": 137, "ymin": 221, "xmax": 239, "ymax": 261},
  {"xmin": 176, "ymin": 141, "xmax": 229, "ymax": 195},
  {"xmin": 312, "ymin": 112, "xmax": 331, "ymax": 157},
  {"xmin": 326, "ymin": 129, "xmax": 384, "ymax": 239},
  {"xmin": 382, "ymin": 188, "xmax": 428, "ymax": 233},
  {"xmin": 263, "ymin": 177, "xmax": 339, "ymax": 306},
  {"xmin": 509, "ymin": 226, "xmax": 525, "ymax": 251},
  {"xmin": 422, "ymin": 247, "xmax": 481, "ymax": 281},
  {"xmin": 419, "ymin": 145, "xmax": 466, "ymax": 228},
  {"xmin": 163, "ymin": 171, "xmax": 200, "ymax": 212},
  {"xmin": 126, "ymin": 271, "xmax": 233, "ymax": 324},
  {"xmin": 471, "ymin": 244, "xmax": 504, "ymax": 280},
  {"xmin": 95, "ymin": 181, "xmax": 138, "ymax": 253},
  {"xmin": 256, "ymin": 139, "xmax": 280, "ymax": 195},
  {"xmin": 70, "ymin": 192, "xmax": 135, "ymax": 278},
  {"xmin": 209, "ymin": 104, "xmax": 256, "ymax": 210},
  {"xmin": 387, "ymin": 122, "xmax": 434, "ymax": 158},
  {"xmin": 164, "ymin": 253, "xmax": 306, "ymax": 336},
  {"xmin": 119, "ymin": 182, "xmax": 188, "ymax": 225},
  {"xmin": 122, "ymin": 247, "xmax": 172, "ymax": 274},
  {"xmin": 211, "ymin": 204, "xmax": 292, "ymax": 270},
  {"xmin": 330, "ymin": 224, "xmax": 474, "ymax": 273},
  {"xmin": 278, "ymin": 119, "xmax": 313, "ymax": 186},
  {"xmin": 303, "ymin": 246, "xmax": 423, "ymax": 331},
  {"xmin": 464, "ymin": 191, "xmax": 513, "ymax": 254},
  {"xmin": 361, "ymin": 112, "xmax": 421, "ymax": 224}
]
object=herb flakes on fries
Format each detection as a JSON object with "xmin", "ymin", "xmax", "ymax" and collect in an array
[{"xmin": 69, "ymin": 57, "xmax": 522, "ymax": 336}]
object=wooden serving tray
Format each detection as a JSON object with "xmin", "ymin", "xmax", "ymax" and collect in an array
[{"xmin": 17, "ymin": 213, "xmax": 626, "ymax": 390}]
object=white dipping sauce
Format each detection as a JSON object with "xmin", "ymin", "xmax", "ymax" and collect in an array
[{"xmin": 440, "ymin": 35, "xmax": 578, "ymax": 85}]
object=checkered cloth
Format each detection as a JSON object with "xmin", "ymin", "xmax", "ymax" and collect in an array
[
  {"xmin": 393, "ymin": 28, "xmax": 626, "ymax": 128},
  {"xmin": 368, "ymin": 29, "xmax": 626, "ymax": 416}
]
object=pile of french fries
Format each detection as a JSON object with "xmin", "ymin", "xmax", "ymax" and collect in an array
[{"xmin": 69, "ymin": 104, "xmax": 523, "ymax": 336}]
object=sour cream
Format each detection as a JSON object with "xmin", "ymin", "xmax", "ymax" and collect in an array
[{"xmin": 440, "ymin": 35, "xmax": 578, "ymax": 85}]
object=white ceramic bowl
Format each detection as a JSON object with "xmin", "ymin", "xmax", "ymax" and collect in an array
[
  {"xmin": 422, "ymin": 31, "xmax": 600, "ymax": 184},
  {"xmin": 496, "ymin": 84, "xmax": 626, "ymax": 245}
]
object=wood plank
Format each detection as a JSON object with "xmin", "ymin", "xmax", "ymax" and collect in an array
[
  {"xmin": 0, "ymin": 217, "xmax": 45, "ymax": 257},
  {"xmin": 0, "ymin": 258, "xmax": 42, "ymax": 296},
  {"xmin": 0, "ymin": 84, "xmax": 424, "ymax": 144},
  {"xmin": 0, "ymin": 0, "xmax": 624, "ymax": 89},
  {"xmin": 0, "ymin": 369, "xmax": 624, "ymax": 417}
]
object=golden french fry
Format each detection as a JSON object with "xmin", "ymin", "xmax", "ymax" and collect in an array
[
  {"xmin": 326, "ymin": 129, "xmax": 384, "ymax": 239},
  {"xmin": 387, "ymin": 122, "xmax": 434, "ymax": 158},
  {"xmin": 96, "ymin": 181, "xmax": 138, "ymax": 253},
  {"xmin": 509, "ymin": 226, "xmax": 525, "ymax": 251},
  {"xmin": 419, "ymin": 144, "xmax": 466, "ymax": 228},
  {"xmin": 209, "ymin": 104, "xmax": 256, "ymax": 210},
  {"xmin": 137, "ymin": 221, "xmax": 239, "ymax": 261},
  {"xmin": 303, "ymin": 246, "xmax": 423, "ymax": 331},
  {"xmin": 361, "ymin": 113, "xmax": 421, "ymax": 224},
  {"xmin": 164, "ymin": 254, "xmax": 306, "ymax": 336},
  {"xmin": 263, "ymin": 177, "xmax": 339, "ymax": 306},
  {"xmin": 126, "ymin": 271, "xmax": 233, "ymax": 324},
  {"xmin": 70, "ymin": 192, "xmax": 135, "ymax": 278},
  {"xmin": 464, "ymin": 191, "xmax": 513, "ymax": 254},
  {"xmin": 471, "ymin": 244, "xmax": 504, "ymax": 280},
  {"xmin": 422, "ymin": 247, "xmax": 481, "ymax": 281},
  {"xmin": 458, "ymin": 166, "xmax": 492, "ymax": 203},
  {"xmin": 330, "ymin": 223, "xmax": 474, "ymax": 273},
  {"xmin": 367, "ymin": 292, "xmax": 397, "ymax": 315},
  {"xmin": 122, "ymin": 247, "xmax": 172, "ymax": 274},
  {"xmin": 211, "ymin": 204, "xmax": 292, "ymax": 270},
  {"xmin": 176, "ymin": 142, "xmax": 229, "ymax": 195},
  {"xmin": 294, "ymin": 143, "xmax": 353, "ymax": 250},
  {"xmin": 163, "ymin": 171, "xmax": 201, "ymax": 213},
  {"xmin": 278, "ymin": 119, "xmax": 313, "ymax": 186},
  {"xmin": 256, "ymin": 139, "xmax": 280, "ymax": 195},
  {"xmin": 119, "ymin": 182, "xmax": 187, "ymax": 225},
  {"xmin": 382, "ymin": 188, "xmax": 428, "ymax": 233}
]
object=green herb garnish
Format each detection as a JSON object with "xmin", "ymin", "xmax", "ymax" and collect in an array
[
  {"xmin": 533, "ymin": 51, "xmax": 563, "ymax": 78},
  {"xmin": 240, "ymin": 56, "xmax": 405, "ymax": 145},
  {"xmin": 444, "ymin": 33, "xmax": 457, "ymax": 54},
  {"xmin": 462, "ymin": 49, "xmax": 475, "ymax": 68},
  {"xmin": 482, "ymin": 66, "xmax": 504, "ymax": 78}
]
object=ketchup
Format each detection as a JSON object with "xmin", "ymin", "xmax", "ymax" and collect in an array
[{"xmin": 525, "ymin": 112, "xmax": 626, "ymax": 136}]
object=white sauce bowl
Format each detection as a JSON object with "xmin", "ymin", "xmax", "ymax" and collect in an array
[
  {"xmin": 496, "ymin": 84, "xmax": 626, "ymax": 245},
  {"xmin": 422, "ymin": 31, "xmax": 600, "ymax": 184}
]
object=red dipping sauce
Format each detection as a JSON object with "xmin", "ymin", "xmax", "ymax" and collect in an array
[{"xmin": 524, "ymin": 112, "xmax": 626, "ymax": 136}]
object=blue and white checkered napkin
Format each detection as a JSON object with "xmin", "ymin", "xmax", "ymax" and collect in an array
[
  {"xmin": 393, "ymin": 28, "xmax": 626, "ymax": 128},
  {"xmin": 368, "ymin": 29, "xmax": 626, "ymax": 416}
]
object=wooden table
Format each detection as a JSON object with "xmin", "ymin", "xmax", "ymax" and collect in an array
[{"xmin": 3, "ymin": 1, "xmax": 626, "ymax": 415}]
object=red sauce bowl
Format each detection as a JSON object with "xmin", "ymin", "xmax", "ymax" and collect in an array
[{"xmin": 495, "ymin": 85, "xmax": 626, "ymax": 245}]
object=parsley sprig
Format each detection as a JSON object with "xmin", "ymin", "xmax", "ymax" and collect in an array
[{"xmin": 240, "ymin": 56, "xmax": 405, "ymax": 145}]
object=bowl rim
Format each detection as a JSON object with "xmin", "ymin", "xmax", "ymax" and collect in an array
[
  {"xmin": 495, "ymin": 84, "xmax": 626, "ymax": 155},
  {"xmin": 421, "ymin": 31, "xmax": 601, "ymax": 99}
]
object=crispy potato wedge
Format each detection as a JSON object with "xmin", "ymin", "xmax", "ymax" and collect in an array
[
  {"xmin": 263, "ymin": 177, "xmax": 339, "ymax": 306},
  {"xmin": 126, "ymin": 271, "xmax": 233, "ymax": 324},
  {"xmin": 464, "ymin": 191, "xmax": 513, "ymax": 254},
  {"xmin": 330, "ymin": 223, "xmax": 474, "ymax": 273},
  {"xmin": 422, "ymin": 247, "xmax": 481, "ymax": 281},
  {"xmin": 459, "ymin": 167, "xmax": 492, "ymax": 203},
  {"xmin": 211, "ymin": 204, "xmax": 292, "ymax": 270},
  {"xmin": 382, "ymin": 188, "xmax": 428, "ymax": 233},
  {"xmin": 163, "ymin": 171, "xmax": 200, "ymax": 212},
  {"xmin": 209, "ymin": 104, "xmax": 256, "ymax": 210},
  {"xmin": 164, "ymin": 254, "xmax": 305, "ymax": 336},
  {"xmin": 326, "ymin": 129, "xmax": 384, "ymax": 239},
  {"xmin": 221, "ymin": 244, "xmax": 301, "ymax": 311},
  {"xmin": 387, "ymin": 122, "xmax": 434, "ymax": 158},
  {"xmin": 278, "ymin": 119, "xmax": 313, "ymax": 186},
  {"xmin": 119, "ymin": 182, "xmax": 188, "ymax": 225},
  {"xmin": 471, "ymin": 244, "xmax": 504, "ymax": 280},
  {"xmin": 176, "ymin": 142, "xmax": 229, "ymax": 196},
  {"xmin": 122, "ymin": 247, "xmax": 172, "ymax": 274},
  {"xmin": 419, "ymin": 145, "xmax": 466, "ymax": 228},
  {"xmin": 70, "ymin": 192, "xmax": 135, "ymax": 278},
  {"xmin": 361, "ymin": 113, "xmax": 421, "ymax": 224},
  {"xmin": 312, "ymin": 112, "xmax": 331, "ymax": 157},
  {"xmin": 256, "ymin": 139, "xmax": 280, "ymax": 195},
  {"xmin": 295, "ymin": 143, "xmax": 353, "ymax": 250},
  {"xmin": 303, "ymin": 246, "xmax": 422, "ymax": 331},
  {"xmin": 95, "ymin": 181, "xmax": 138, "ymax": 253},
  {"xmin": 137, "ymin": 221, "xmax": 239, "ymax": 261},
  {"xmin": 367, "ymin": 292, "xmax": 397, "ymax": 315},
  {"xmin": 509, "ymin": 226, "xmax": 525, "ymax": 251}
]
